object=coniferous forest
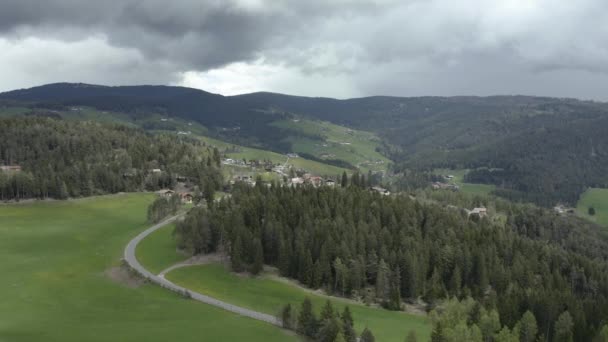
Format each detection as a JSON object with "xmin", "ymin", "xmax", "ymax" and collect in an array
[
  {"xmin": 0, "ymin": 117, "xmax": 222, "ymax": 200},
  {"xmin": 175, "ymin": 183, "xmax": 608, "ymax": 341}
]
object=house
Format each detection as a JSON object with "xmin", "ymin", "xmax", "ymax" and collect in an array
[
  {"xmin": 0, "ymin": 165, "xmax": 22, "ymax": 173},
  {"xmin": 180, "ymin": 192, "xmax": 193, "ymax": 204},
  {"xmin": 286, "ymin": 153, "xmax": 299, "ymax": 158},
  {"xmin": 151, "ymin": 168, "xmax": 162, "ymax": 174},
  {"xmin": 431, "ymin": 182, "xmax": 459, "ymax": 191},
  {"xmin": 308, "ymin": 176, "xmax": 323, "ymax": 187},
  {"xmin": 325, "ymin": 179, "xmax": 336, "ymax": 187},
  {"xmin": 468, "ymin": 207, "xmax": 488, "ymax": 218},
  {"xmin": 156, "ymin": 189, "xmax": 175, "ymax": 198},
  {"xmin": 291, "ymin": 177, "xmax": 305, "ymax": 185},
  {"xmin": 371, "ymin": 186, "xmax": 390, "ymax": 196}
]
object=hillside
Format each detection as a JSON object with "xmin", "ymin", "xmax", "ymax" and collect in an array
[{"xmin": 3, "ymin": 83, "xmax": 608, "ymax": 205}]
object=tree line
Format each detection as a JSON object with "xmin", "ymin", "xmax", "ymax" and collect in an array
[
  {"xmin": 0, "ymin": 117, "xmax": 222, "ymax": 201},
  {"xmin": 280, "ymin": 298, "xmax": 381, "ymax": 342},
  {"xmin": 174, "ymin": 184, "xmax": 608, "ymax": 341}
]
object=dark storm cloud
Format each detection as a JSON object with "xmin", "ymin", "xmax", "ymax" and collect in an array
[{"xmin": 1, "ymin": 0, "xmax": 608, "ymax": 99}]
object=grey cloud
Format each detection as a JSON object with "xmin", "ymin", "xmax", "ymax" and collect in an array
[{"xmin": 0, "ymin": 0, "xmax": 608, "ymax": 99}]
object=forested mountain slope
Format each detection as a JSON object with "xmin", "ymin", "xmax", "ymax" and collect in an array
[
  {"xmin": 3, "ymin": 83, "xmax": 608, "ymax": 205},
  {"xmin": 0, "ymin": 117, "xmax": 222, "ymax": 200}
]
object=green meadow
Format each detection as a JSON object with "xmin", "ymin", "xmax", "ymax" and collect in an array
[
  {"xmin": 434, "ymin": 168, "xmax": 496, "ymax": 196},
  {"xmin": 198, "ymin": 135, "xmax": 349, "ymax": 176},
  {"xmin": 272, "ymin": 119, "xmax": 391, "ymax": 172},
  {"xmin": 135, "ymin": 223, "xmax": 188, "ymax": 274},
  {"xmin": 0, "ymin": 194, "xmax": 296, "ymax": 342},
  {"xmin": 577, "ymin": 188, "xmax": 608, "ymax": 228},
  {"xmin": 167, "ymin": 264, "xmax": 431, "ymax": 342}
]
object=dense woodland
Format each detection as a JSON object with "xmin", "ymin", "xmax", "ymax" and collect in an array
[
  {"xmin": 175, "ymin": 183, "xmax": 608, "ymax": 341},
  {"xmin": 0, "ymin": 117, "xmax": 222, "ymax": 200}
]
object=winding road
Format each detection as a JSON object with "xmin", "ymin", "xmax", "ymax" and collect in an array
[{"xmin": 123, "ymin": 214, "xmax": 281, "ymax": 326}]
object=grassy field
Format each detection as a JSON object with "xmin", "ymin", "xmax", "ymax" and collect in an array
[
  {"xmin": 0, "ymin": 194, "xmax": 296, "ymax": 342},
  {"xmin": 271, "ymin": 119, "xmax": 390, "ymax": 173},
  {"xmin": 434, "ymin": 168, "xmax": 496, "ymax": 196},
  {"xmin": 577, "ymin": 188, "xmax": 608, "ymax": 227},
  {"xmin": 198, "ymin": 135, "xmax": 349, "ymax": 176},
  {"xmin": 135, "ymin": 223, "xmax": 188, "ymax": 274},
  {"xmin": 167, "ymin": 264, "xmax": 431, "ymax": 342}
]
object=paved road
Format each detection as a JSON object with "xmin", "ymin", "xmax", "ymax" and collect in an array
[{"xmin": 123, "ymin": 215, "xmax": 281, "ymax": 326}]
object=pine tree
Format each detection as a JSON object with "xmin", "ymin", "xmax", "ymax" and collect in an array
[
  {"xmin": 517, "ymin": 310, "xmax": 538, "ymax": 342},
  {"xmin": 360, "ymin": 328, "xmax": 375, "ymax": 342},
  {"xmin": 297, "ymin": 297, "xmax": 318, "ymax": 338},
  {"xmin": 388, "ymin": 266, "xmax": 401, "ymax": 310},
  {"xmin": 341, "ymin": 306, "xmax": 356, "ymax": 342},
  {"xmin": 281, "ymin": 303, "xmax": 294, "ymax": 330},
  {"xmin": 251, "ymin": 238, "xmax": 264, "ymax": 275},
  {"xmin": 431, "ymin": 321, "xmax": 446, "ymax": 342},
  {"xmin": 231, "ymin": 234, "xmax": 244, "ymax": 272},
  {"xmin": 320, "ymin": 300, "xmax": 335, "ymax": 321},
  {"xmin": 341, "ymin": 171, "xmax": 348, "ymax": 188},
  {"xmin": 317, "ymin": 316, "xmax": 340, "ymax": 342},
  {"xmin": 595, "ymin": 324, "xmax": 608, "ymax": 342},
  {"xmin": 375, "ymin": 259, "xmax": 390, "ymax": 302},
  {"xmin": 553, "ymin": 311, "xmax": 574, "ymax": 342}
]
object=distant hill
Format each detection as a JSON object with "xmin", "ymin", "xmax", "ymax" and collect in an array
[{"xmin": 3, "ymin": 83, "xmax": 608, "ymax": 205}]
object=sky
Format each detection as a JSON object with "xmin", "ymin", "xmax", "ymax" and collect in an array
[{"xmin": 1, "ymin": 0, "xmax": 608, "ymax": 100}]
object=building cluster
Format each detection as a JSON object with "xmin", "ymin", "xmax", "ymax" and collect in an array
[
  {"xmin": 156, "ymin": 189, "xmax": 194, "ymax": 204},
  {"xmin": 431, "ymin": 181, "xmax": 459, "ymax": 191},
  {"xmin": 289, "ymin": 173, "xmax": 334, "ymax": 187}
]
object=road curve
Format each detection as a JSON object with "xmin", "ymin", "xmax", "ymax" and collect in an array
[{"xmin": 123, "ymin": 214, "xmax": 281, "ymax": 326}]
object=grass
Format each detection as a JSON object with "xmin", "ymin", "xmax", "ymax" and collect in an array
[
  {"xmin": 135, "ymin": 223, "xmax": 188, "ymax": 274},
  {"xmin": 167, "ymin": 263, "xmax": 431, "ymax": 342},
  {"xmin": 577, "ymin": 188, "xmax": 608, "ymax": 227},
  {"xmin": 198, "ymin": 135, "xmax": 349, "ymax": 176},
  {"xmin": 271, "ymin": 119, "xmax": 391, "ymax": 173},
  {"xmin": 0, "ymin": 194, "xmax": 297, "ymax": 342},
  {"xmin": 434, "ymin": 168, "xmax": 496, "ymax": 196}
]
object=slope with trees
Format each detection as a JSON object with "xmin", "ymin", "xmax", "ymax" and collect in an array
[
  {"xmin": 0, "ymin": 116, "xmax": 222, "ymax": 200},
  {"xmin": 174, "ymin": 183, "xmax": 608, "ymax": 341}
]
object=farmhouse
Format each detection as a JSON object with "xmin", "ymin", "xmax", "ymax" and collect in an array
[
  {"xmin": 291, "ymin": 177, "xmax": 305, "ymax": 185},
  {"xmin": 325, "ymin": 179, "xmax": 336, "ymax": 187},
  {"xmin": 156, "ymin": 189, "xmax": 174, "ymax": 198},
  {"xmin": 432, "ymin": 182, "xmax": 459, "ymax": 191},
  {"xmin": 180, "ymin": 192, "xmax": 193, "ymax": 204},
  {"xmin": 150, "ymin": 168, "xmax": 162, "ymax": 174},
  {"xmin": 307, "ymin": 176, "xmax": 324, "ymax": 187},
  {"xmin": 0, "ymin": 165, "xmax": 22, "ymax": 173},
  {"xmin": 371, "ymin": 186, "xmax": 390, "ymax": 196},
  {"xmin": 467, "ymin": 207, "xmax": 488, "ymax": 218}
]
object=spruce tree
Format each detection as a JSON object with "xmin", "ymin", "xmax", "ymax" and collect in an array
[
  {"xmin": 231, "ymin": 234, "xmax": 244, "ymax": 272},
  {"xmin": 517, "ymin": 310, "xmax": 538, "ymax": 342},
  {"xmin": 341, "ymin": 171, "xmax": 348, "ymax": 188},
  {"xmin": 297, "ymin": 297, "xmax": 317, "ymax": 338},
  {"xmin": 341, "ymin": 306, "xmax": 356, "ymax": 342},
  {"xmin": 360, "ymin": 328, "xmax": 375, "ymax": 342},
  {"xmin": 553, "ymin": 311, "xmax": 574, "ymax": 342},
  {"xmin": 251, "ymin": 238, "xmax": 264, "ymax": 275}
]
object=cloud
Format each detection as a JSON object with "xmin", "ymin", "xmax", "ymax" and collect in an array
[{"xmin": 0, "ymin": 0, "xmax": 607, "ymax": 99}]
